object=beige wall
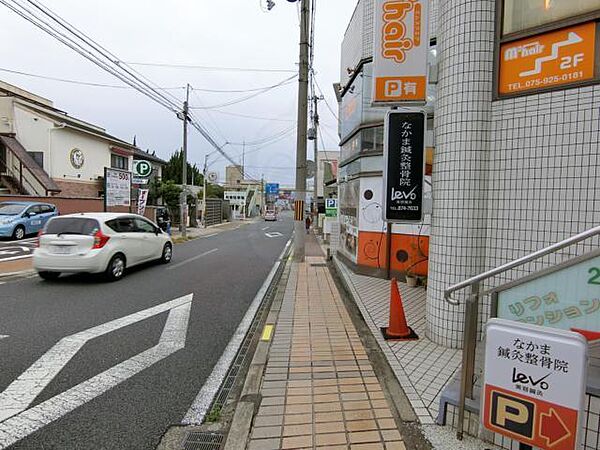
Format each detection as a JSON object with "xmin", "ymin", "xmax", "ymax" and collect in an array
[{"xmin": 0, "ymin": 97, "xmax": 14, "ymax": 135}]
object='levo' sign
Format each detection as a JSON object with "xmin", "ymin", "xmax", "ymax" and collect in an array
[{"xmin": 483, "ymin": 319, "xmax": 587, "ymax": 450}]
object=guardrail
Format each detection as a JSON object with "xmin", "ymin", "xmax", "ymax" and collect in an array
[{"xmin": 444, "ymin": 225, "xmax": 600, "ymax": 440}]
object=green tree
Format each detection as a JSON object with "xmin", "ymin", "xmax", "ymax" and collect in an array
[
  {"xmin": 158, "ymin": 180, "xmax": 182, "ymax": 209},
  {"xmin": 162, "ymin": 149, "xmax": 203, "ymax": 186}
]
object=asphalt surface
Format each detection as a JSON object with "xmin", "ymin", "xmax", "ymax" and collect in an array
[
  {"xmin": 0, "ymin": 214, "xmax": 293, "ymax": 450},
  {"xmin": 0, "ymin": 237, "xmax": 36, "ymax": 262}
]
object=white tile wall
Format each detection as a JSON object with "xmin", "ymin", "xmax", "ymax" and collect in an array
[{"xmin": 427, "ymin": 0, "xmax": 496, "ymax": 348}]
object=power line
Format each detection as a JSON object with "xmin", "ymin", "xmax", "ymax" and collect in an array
[
  {"xmin": 313, "ymin": 75, "xmax": 339, "ymax": 121},
  {"xmin": 124, "ymin": 61, "xmax": 297, "ymax": 73},
  {"xmin": 189, "ymin": 74, "xmax": 296, "ymax": 110},
  {"xmin": 209, "ymin": 109, "xmax": 295, "ymax": 123},
  {"xmin": 228, "ymin": 124, "xmax": 296, "ymax": 147},
  {"xmin": 1, "ymin": 0, "xmax": 244, "ymax": 174},
  {"xmin": 24, "ymin": 0, "xmax": 183, "ymax": 108},
  {"xmin": 0, "ymin": 66, "xmax": 185, "ymax": 90}
]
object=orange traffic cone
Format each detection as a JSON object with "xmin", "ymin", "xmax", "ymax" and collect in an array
[{"xmin": 381, "ymin": 278, "xmax": 418, "ymax": 340}]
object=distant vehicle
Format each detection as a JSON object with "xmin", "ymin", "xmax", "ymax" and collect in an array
[
  {"xmin": 33, "ymin": 213, "xmax": 172, "ymax": 281},
  {"xmin": 0, "ymin": 201, "xmax": 58, "ymax": 240},
  {"xmin": 264, "ymin": 210, "xmax": 277, "ymax": 222}
]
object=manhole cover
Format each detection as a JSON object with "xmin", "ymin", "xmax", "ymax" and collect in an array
[{"xmin": 182, "ymin": 432, "xmax": 224, "ymax": 450}]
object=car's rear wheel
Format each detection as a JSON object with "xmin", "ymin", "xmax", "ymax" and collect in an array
[
  {"xmin": 38, "ymin": 271, "xmax": 60, "ymax": 281},
  {"xmin": 105, "ymin": 254, "xmax": 126, "ymax": 281},
  {"xmin": 13, "ymin": 226, "xmax": 25, "ymax": 240},
  {"xmin": 160, "ymin": 243, "xmax": 172, "ymax": 264}
]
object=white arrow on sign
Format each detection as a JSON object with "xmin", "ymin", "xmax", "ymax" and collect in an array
[{"xmin": 0, "ymin": 294, "xmax": 193, "ymax": 449}]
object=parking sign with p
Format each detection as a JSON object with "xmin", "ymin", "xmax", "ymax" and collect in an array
[{"xmin": 482, "ymin": 319, "xmax": 587, "ymax": 450}]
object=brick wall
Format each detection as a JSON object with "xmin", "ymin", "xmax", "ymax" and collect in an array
[
  {"xmin": 0, "ymin": 195, "xmax": 156, "ymax": 220},
  {"xmin": 53, "ymin": 179, "xmax": 102, "ymax": 198}
]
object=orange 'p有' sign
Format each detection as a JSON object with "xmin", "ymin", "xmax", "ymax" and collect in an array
[
  {"xmin": 372, "ymin": 0, "xmax": 428, "ymax": 103},
  {"xmin": 499, "ymin": 22, "xmax": 596, "ymax": 95}
]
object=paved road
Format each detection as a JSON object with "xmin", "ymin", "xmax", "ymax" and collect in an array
[
  {"xmin": 0, "ymin": 238, "xmax": 36, "ymax": 262},
  {"xmin": 0, "ymin": 214, "xmax": 293, "ymax": 449}
]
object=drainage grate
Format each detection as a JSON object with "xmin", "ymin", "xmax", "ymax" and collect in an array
[
  {"xmin": 182, "ymin": 432, "xmax": 224, "ymax": 450},
  {"xmin": 310, "ymin": 263, "xmax": 327, "ymax": 267}
]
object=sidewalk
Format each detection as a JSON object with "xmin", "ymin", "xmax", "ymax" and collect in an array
[{"xmin": 245, "ymin": 234, "xmax": 409, "ymax": 450}]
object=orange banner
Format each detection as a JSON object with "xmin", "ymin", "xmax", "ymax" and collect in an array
[{"xmin": 499, "ymin": 22, "xmax": 596, "ymax": 95}]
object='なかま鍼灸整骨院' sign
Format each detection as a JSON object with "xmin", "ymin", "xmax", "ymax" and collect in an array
[
  {"xmin": 383, "ymin": 111, "xmax": 425, "ymax": 223},
  {"xmin": 482, "ymin": 319, "xmax": 587, "ymax": 450}
]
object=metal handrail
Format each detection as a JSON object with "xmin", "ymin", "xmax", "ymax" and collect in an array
[
  {"xmin": 444, "ymin": 224, "xmax": 600, "ymax": 305},
  {"xmin": 443, "ymin": 224, "xmax": 600, "ymax": 441}
]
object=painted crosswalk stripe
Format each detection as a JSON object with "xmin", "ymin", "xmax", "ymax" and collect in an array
[{"xmin": 0, "ymin": 294, "xmax": 193, "ymax": 449}]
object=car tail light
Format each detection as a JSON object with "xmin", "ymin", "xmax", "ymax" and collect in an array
[
  {"xmin": 92, "ymin": 230, "xmax": 110, "ymax": 249},
  {"xmin": 36, "ymin": 230, "xmax": 44, "ymax": 247}
]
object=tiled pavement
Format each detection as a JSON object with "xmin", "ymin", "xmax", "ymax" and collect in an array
[
  {"xmin": 247, "ymin": 241, "xmax": 408, "ymax": 449},
  {"xmin": 334, "ymin": 259, "xmax": 462, "ymax": 425}
]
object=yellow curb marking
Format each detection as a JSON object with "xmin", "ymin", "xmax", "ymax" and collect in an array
[{"xmin": 261, "ymin": 324, "xmax": 274, "ymax": 341}]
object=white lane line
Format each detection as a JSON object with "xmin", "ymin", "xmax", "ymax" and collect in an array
[
  {"xmin": 0, "ymin": 335, "xmax": 8, "ymax": 340},
  {"xmin": 0, "ymin": 296, "xmax": 192, "ymax": 449},
  {"xmin": 182, "ymin": 237, "xmax": 292, "ymax": 425},
  {"xmin": 0, "ymin": 294, "xmax": 192, "ymax": 423},
  {"xmin": 168, "ymin": 248, "xmax": 218, "ymax": 270},
  {"xmin": 201, "ymin": 233, "xmax": 218, "ymax": 238},
  {"xmin": 261, "ymin": 226, "xmax": 270, "ymax": 231}
]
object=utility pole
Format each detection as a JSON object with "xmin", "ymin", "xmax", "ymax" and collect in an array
[
  {"xmin": 202, "ymin": 154, "xmax": 208, "ymax": 228},
  {"xmin": 294, "ymin": 0, "xmax": 310, "ymax": 261},
  {"xmin": 180, "ymin": 83, "xmax": 190, "ymax": 238},
  {"xmin": 312, "ymin": 95, "xmax": 320, "ymax": 217},
  {"xmin": 261, "ymin": 175, "xmax": 265, "ymax": 216}
]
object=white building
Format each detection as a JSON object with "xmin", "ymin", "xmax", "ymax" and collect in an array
[{"xmin": 0, "ymin": 80, "xmax": 140, "ymax": 198}]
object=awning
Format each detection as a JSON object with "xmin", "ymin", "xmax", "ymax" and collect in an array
[{"xmin": 0, "ymin": 135, "xmax": 61, "ymax": 194}]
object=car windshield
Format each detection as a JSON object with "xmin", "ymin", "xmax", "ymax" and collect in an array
[
  {"xmin": 0, "ymin": 204, "xmax": 25, "ymax": 215},
  {"xmin": 45, "ymin": 218, "xmax": 100, "ymax": 236}
]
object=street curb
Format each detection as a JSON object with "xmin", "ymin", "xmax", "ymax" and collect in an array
[
  {"xmin": 181, "ymin": 237, "xmax": 292, "ymax": 426},
  {"xmin": 222, "ymin": 257, "xmax": 288, "ymax": 450}
]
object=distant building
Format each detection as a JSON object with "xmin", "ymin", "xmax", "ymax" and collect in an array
[{"xmin": 224, "ymin": 164, "xmax": 265, "ymax": 217}]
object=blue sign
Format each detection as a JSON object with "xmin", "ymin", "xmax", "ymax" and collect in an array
[{"xmin": 265, "ymin": 183, "xmax": 280, "ymax": 195}]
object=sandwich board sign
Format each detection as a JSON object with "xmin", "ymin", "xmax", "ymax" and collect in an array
[{"xmin": 482, "ymin": 319, "xmax": 588, "ymax": 450}]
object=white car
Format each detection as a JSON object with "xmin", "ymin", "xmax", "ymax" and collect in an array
[
  {"xmin": 33, "ymin": 213, "xmax": 173, "ymax": 281},
  {"xmin": 264, "ymin": 210, "xmax": 277, "ymax": 221}
]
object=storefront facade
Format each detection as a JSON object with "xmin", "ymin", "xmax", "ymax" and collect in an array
[{"xmin": 337, "ymin": 0, "xmax": 435, "ymax": 279}]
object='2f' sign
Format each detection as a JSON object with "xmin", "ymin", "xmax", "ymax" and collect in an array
[{"xmin": 381, "ymin": 0, "xmax": 422, "ymax": 63}]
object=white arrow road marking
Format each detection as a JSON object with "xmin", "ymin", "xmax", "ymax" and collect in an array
[
  {"xmin": 167, "ymin": 248, "xmax": 218, "ymax": 270},
  {"xmin": 262, "ymin": 226, "xmax": 270, "ymax": 231},
  {"xmin": 265, "ymin": 231, "xmax": 283, "ymax": 238},
  {"xmin": 0, "ymin": 335, "xmax": 8, "ymax": 340},
  {"xmin": 0, "ymin": 294, "xmax": 192, "ymax": 448}
]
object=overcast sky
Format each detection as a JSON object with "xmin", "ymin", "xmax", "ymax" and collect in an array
[{"xmin": 0, "ymin": 0, "xmax": 356, "ymax": 186}]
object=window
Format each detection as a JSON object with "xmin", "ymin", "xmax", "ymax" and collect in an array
[
  {"xmin": 111, "ymin": 154, "xmax": 129, "ymax": 170},
  {"xmin": 27, "ymin": 151, "xmax": 44, "ymax": 169},
  {"xmin": 134, "ymin": 218, "xmax": 155, "ymax": 233},
  {"xmin": 39, "ymin": 205, "xmax": 54, "ymax": 214},
  {"xmin": 45, "ymin": 218, "xmax": 100, "ymax": 235},
  {"xmin": 503, "ymin": 0, "xmax": 600, "ymax": 35},
  {"xmin": 105, "ymin": 218, "xmax": 136, "ymax": 233}
]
